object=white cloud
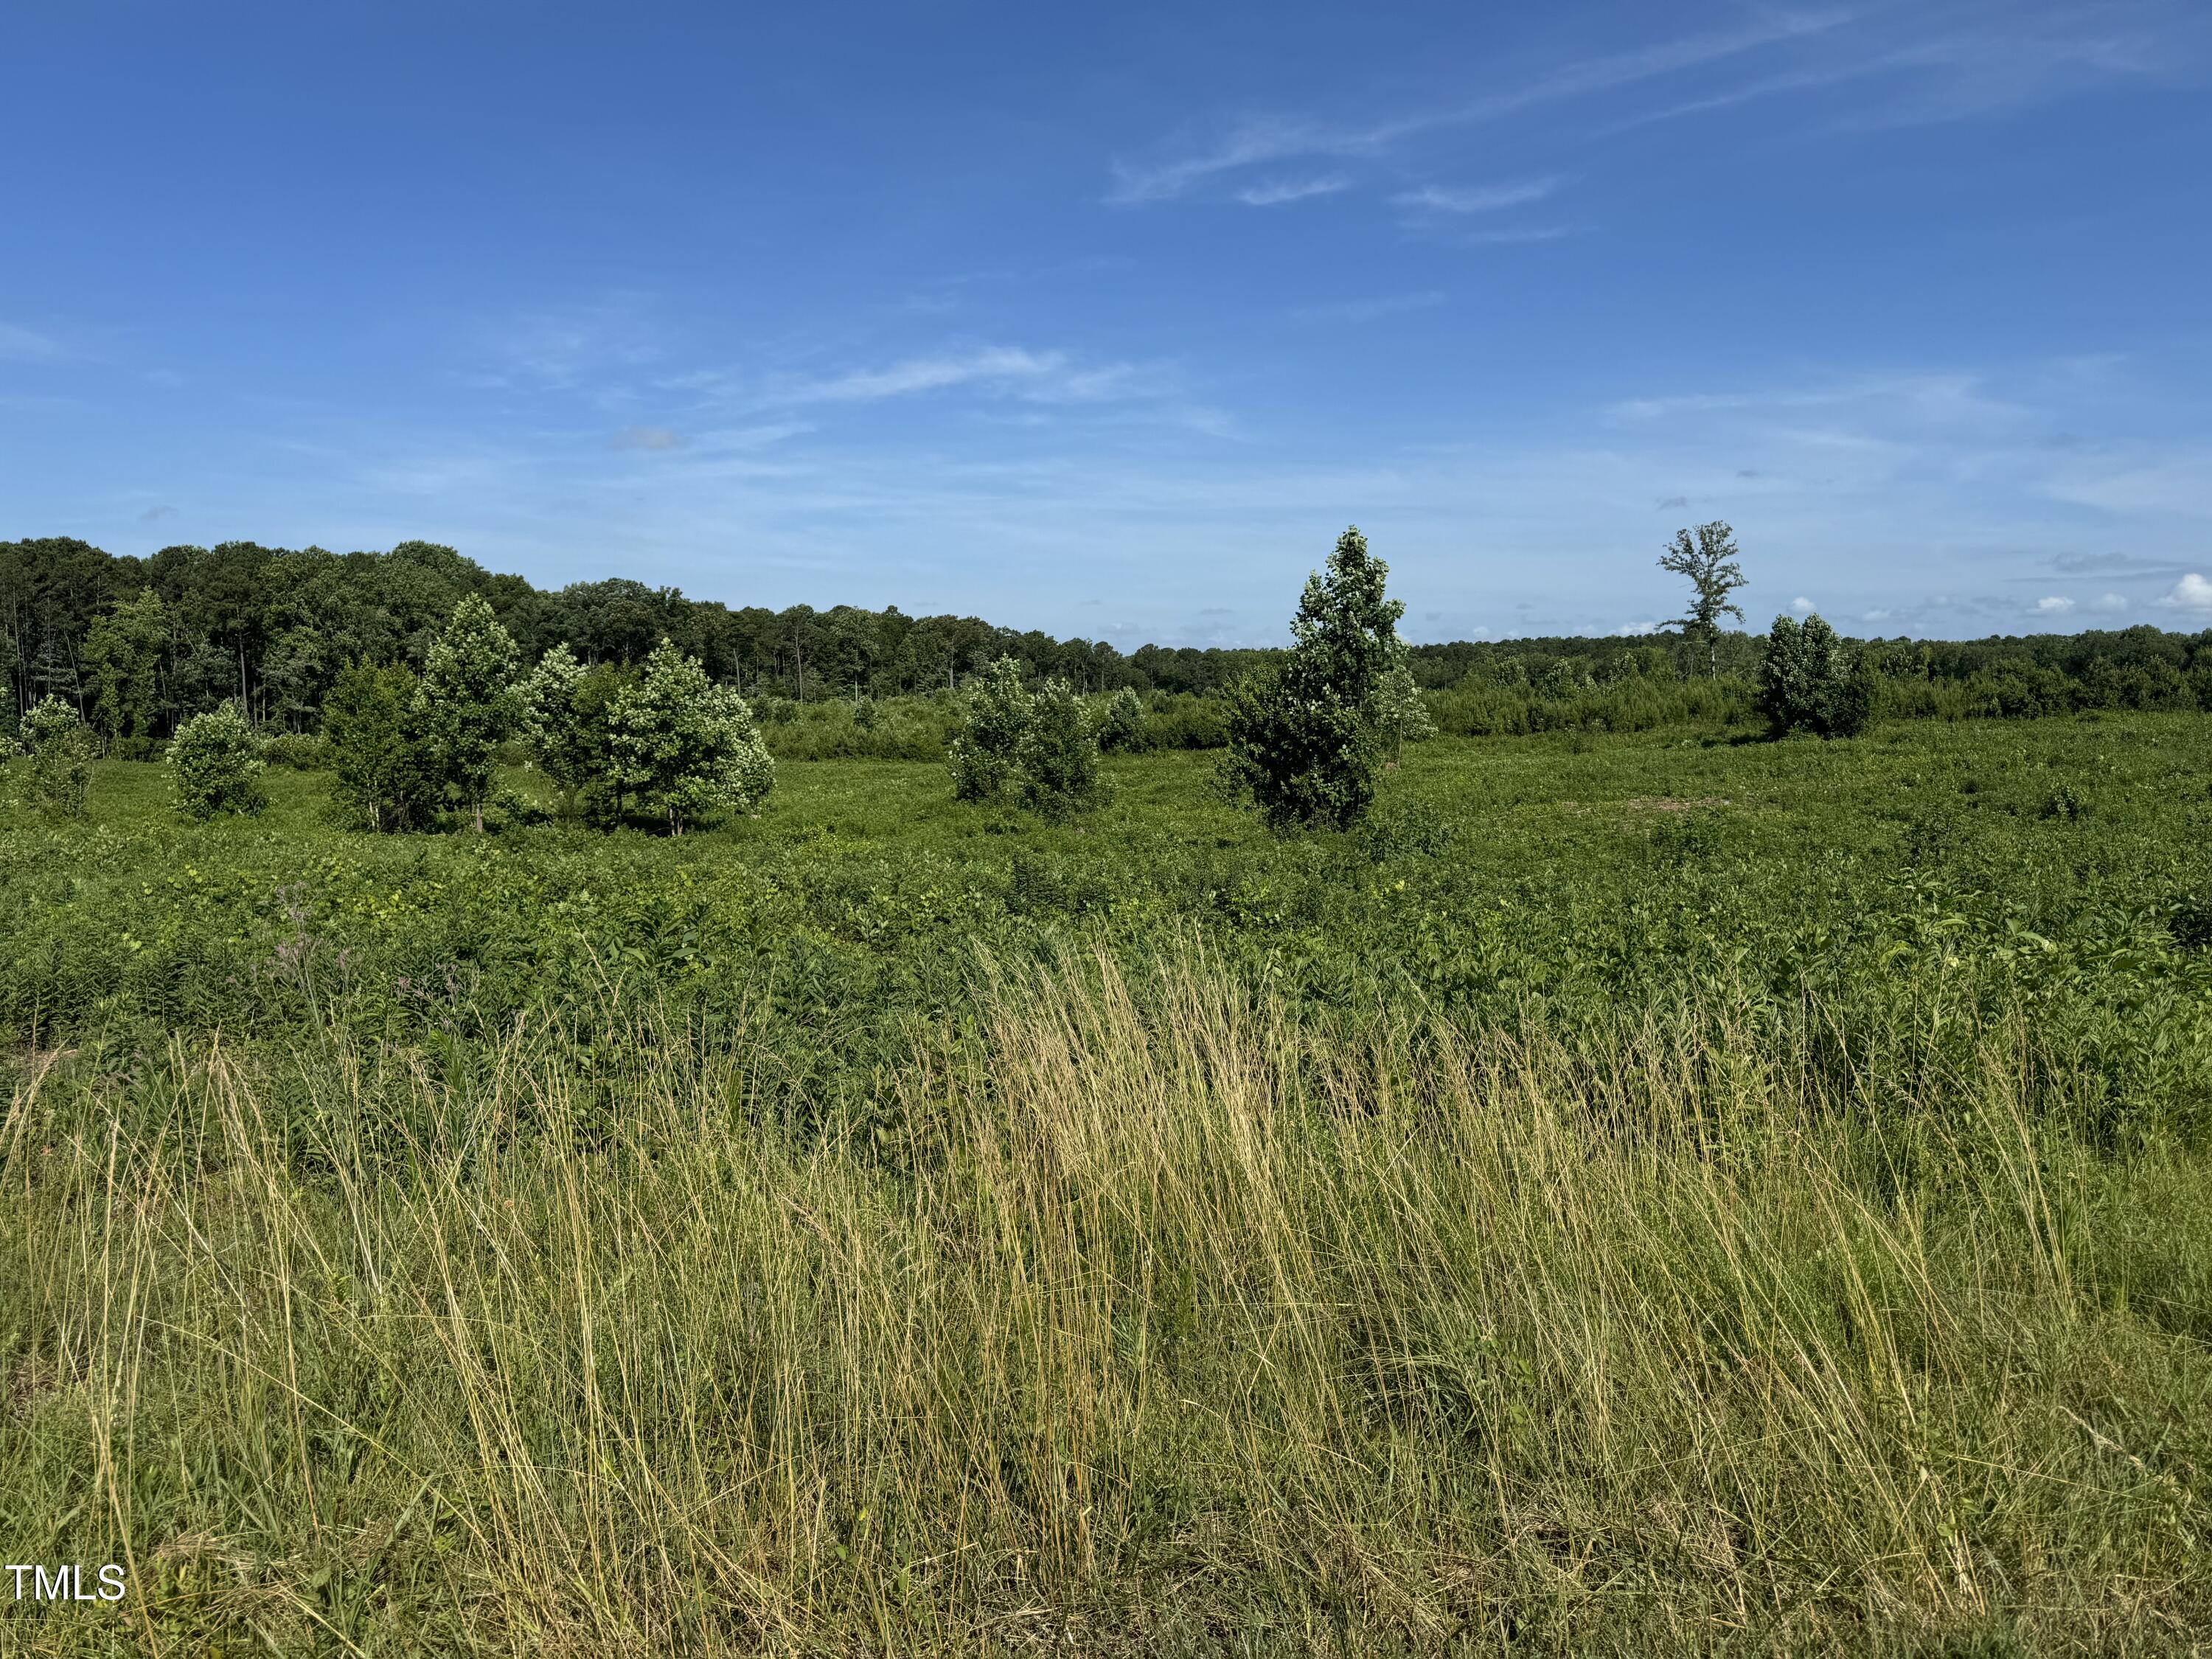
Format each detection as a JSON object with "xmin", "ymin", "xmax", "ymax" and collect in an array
[
  {"xmin": 2092, "ymin": 591, "xmax": 2128, "ymax": 611},
  {"xmin": 1103, "ymin": 12, "xmax": 1848, "ymax": 204},
  {"xmin": 2035, "ymin": 594, "xmax": 2076, "ymax": 613},
  {"xmin": 770, "ymin": 347, "xmax": 1153, "ymax": 408},
  {"xmin": 1613, "ymin": 620, "xmax": 1663, "ymax": 636},
  {"xmin": 1392, "ymin": 178, "xmax": 1560, "ymax": 215},
  {"xmin": 1237, "ymin": 175, "xmax": 1350, "ymax": 206},
  {"xmin": 2157, "ymin": 573, "xmax": 2212, "ymax": 612},
  {"xmin": 1791, "ymin": 596, "xmax": 1817, "ymax": 614}
]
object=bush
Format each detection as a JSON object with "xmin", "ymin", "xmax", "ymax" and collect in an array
[
  {"xmin": 325, "ymin": 663, "xmax": 434, "ymax": 833},
  {"xmin": 18, "ymin": 695, "xmax": 95, "ymax": 818},
  {"xmin": 167, "ymin": 701, "xmax": 268, "ymax": 818},
  {"xmin": 1757, "ymin": 614, "xmax": 1873, "ymax": 739},
  {"xmin": 948, "ymin": 658, "xmax": 1033, "ymax": 804},
  {"xmin": 1095, "ymin": 687, "xmax": 1149, "ymax": 753},
  {"xmin": 1016, "ymin": 679, "xmax": 1102, "ymax": 821},
  {"xmin": 261, "ymin": 732, "xmax": 332, "ymax": 770}
]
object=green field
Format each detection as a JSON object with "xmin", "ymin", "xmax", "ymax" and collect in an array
[{"xmin": 7, "ymin": 714, "xmax": 2212, "ymax": 1653}]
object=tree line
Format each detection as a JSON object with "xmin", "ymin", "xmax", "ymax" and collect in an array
[{"xmin": 7, "ymin": 529, "xmax": 2212, "ymax": 761}]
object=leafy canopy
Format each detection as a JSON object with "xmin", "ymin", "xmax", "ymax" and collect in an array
[
  {"xmin": 1758, "ymin": 613, "xmax": 1873, "ymax": 739},
  {"xmin": 414, "ymin": 594, "xmax": 521, "ymax": 830},
  {"xmin": 608, "ymin": 638, "xmax": 775, "ymax": 835},
  {"xmin": 167, "ymin": 700, "xmax": 266, "ymax": 819}
]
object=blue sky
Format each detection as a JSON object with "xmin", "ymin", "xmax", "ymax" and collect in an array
[{"xmin": 2, "ymin": 1, "xmax": 2208, "ymax": 645}]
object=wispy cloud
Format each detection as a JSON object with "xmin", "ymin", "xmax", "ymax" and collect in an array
[
  {"xmin": 768, "ymin": 346, "xmax": 1162, "ymax": 409},
  {"xmin": 1105, "ymin": 11, "xmax": 1851, "ymax": 204},
  {"xmin": 1106, "ymin": 2, "xmax": 2204, "ymax": 212},
  {"xmin": 610, "ymin": 425, "xmax": 685, "ymax": 451},
  {"xmin": 0, "ymin": 322, "xmax": 63, "ymax": 362},
  {"xmin": 1392, "ymin": 178, "xmax": 1559, "ymax": 215},
  {"xmin": 1237, "ymin": 175, "xmax": 1350, "ymax": 206}
]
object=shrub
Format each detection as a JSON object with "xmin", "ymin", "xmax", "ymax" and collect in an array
[
  {"xmin": 167, "ymin": 701, "xmax": 267, "ymax": 818},
  {"xmin": 1095, "ymin": 687, "xmax": 1149, "ymax": 753},
  {"xmin": 260, "ymin": 732, "xmax": 331, "ymax": 770},
  {"xmin": 18, "ymin": 695, "xmax": 95, "ymax": 818},
  {"xmin": 1374, "ymin": 658, "xmax": 1436, "ymax": 764},
  {"xmin": 1757, "ymin": 614, "xmax": 1873, "ymax": 739},
  {"xmin": 1015, "ymin": 679, "xmax": 1102, "ymax": 821},
  {"xmin": 948, "ymin": 658, "xmax": 1032, "ymax": 804},
  {"xmin": 324, "ymin": 663, "xmax": 434, "ymax": 833}
]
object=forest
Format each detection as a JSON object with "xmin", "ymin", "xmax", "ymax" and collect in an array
[{"xmin": 7, "ymin": 533, "xmax": 2211, "ymax": 751}]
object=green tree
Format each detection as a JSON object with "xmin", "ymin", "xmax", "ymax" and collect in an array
[
  {"xmin": 1222, "ymin": 526, "xmax": 1405, "ymax": 831},
  {"xmin": 167, "ymin": 700, "xmax": 265, "ymax": 818},
  {"xmin": 18, "ymin": 695, "xmax": 94, "ymax": 818},
  {"xmin": 1095, "ymin": 686, "xmax": 1148, "ymax": 754},
  {"xmin": 947, "ymin": 656, "xmax": 1032, "ymax": 803},
  {"xmin": 414, "ymin": 594, "xmax": 520, "ymax": 831},
  {"xmin": 608, "ymin": 638, "xmax": 775, "ymax": 835},
  {"xmin": 324, "ymin": 662, "xmax": 432, "ymax": 832},
  {"xmin": 1015, "ymin": 678, "xmax": 1102, "ymax": 821},
  {"xmin": 1374, "ymin": 657, "xmax": 1436, "ymax": 766},
  {"xmin": 1757, "ymin": 613, "xmax": 1873, "ymax": 738},
  {"xmin": 1659, "ymin": 521, "xmax": 1748, "ymax": 676},
  {"xmin": 83, "ymin": 588, "xmax": 167, "ymax": 757}
]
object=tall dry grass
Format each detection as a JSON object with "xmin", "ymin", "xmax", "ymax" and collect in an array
[{"xmin": 4, "ymin": 950, "xmax": 2209, "ymax": 1654}]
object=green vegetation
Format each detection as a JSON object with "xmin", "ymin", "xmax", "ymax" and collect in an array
[
  {"xmin": 165, "ymin": 700, "xmax": 266, "ymax": 819},
  {"xmin": 7, "ymin": 706, "xmax": 2212, "ymax": 1652}
]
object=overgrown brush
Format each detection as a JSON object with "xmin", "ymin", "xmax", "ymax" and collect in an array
[{"xmin": 5, "ymin": 953, "xmax": 2211, "ymax": 1653}]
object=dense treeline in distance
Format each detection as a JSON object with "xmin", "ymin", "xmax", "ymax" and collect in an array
[{"xmin": 7, "ymin": 534, "xmax": 2212, "ymax": 751}]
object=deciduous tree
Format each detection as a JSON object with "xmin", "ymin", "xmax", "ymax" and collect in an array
[
  {"xmin": 414, "ymin": 594, "xmax": 520, "ymax": 832},
  {"xmin": 1659, "ymin": 522, "xmax": 1747, "ymax": 676},
  {"xmin": 167, "ymin": 700, "xmax": 266, "ymax": 818}
]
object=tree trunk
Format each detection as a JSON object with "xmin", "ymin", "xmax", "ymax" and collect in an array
[{"xmin": 473, "ymin": 801, "xmax": 484, "ymax": 834}]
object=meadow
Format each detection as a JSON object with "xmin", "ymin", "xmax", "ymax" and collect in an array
[{"xmin": 7, "ymin": 712, "xmax": 2212, "ymax": 1654}]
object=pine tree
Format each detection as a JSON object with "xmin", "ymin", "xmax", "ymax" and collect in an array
[{"xmin": 1223, "ymin": 526, "xmax": 1405, "ymax": 831}]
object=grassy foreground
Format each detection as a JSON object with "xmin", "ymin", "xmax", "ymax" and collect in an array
[{"xmin": 7, "ymin": 720, "xmax": 2212, "ymax": 1652}]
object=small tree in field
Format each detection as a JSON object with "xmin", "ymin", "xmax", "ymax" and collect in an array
[
  {"xmin": 19, "ymin": 695, "xmax": 94, "ymax": 818},
  {"xmin": 1374, "ymin": 657, "xmax": 1436, "ymax": 766},
  {"xmin": 167, "ymin": 700, "xmax": 265, "ymax": 818},
  {"xmin": 608, "ymin": 638, "xmax": 775, "ymax": 835},
  {"xmin": 948, "ymin": 657, "xmax": 1032, "ymax": 803},
  {"xmin": 1095, "ymin": 686, "xmax": 1148, "ymax": 753},
  {"xmin": 325, "ymin": 662, "xmax": 433, "ymax": 832},
  {"xmin": 1659, "ymin": 521, "xmax": 1747, "ymax": 676},
  {"xmin": 1757, "ymin": 613, "xmax": 1874, "ymax": 738},
  {"xmin": 1016, "ymin": 678, "xmax": 1102, "ymax": 821},
  {"xmin": 415, "ymin": 594, "xmax": 521, "ymax": 831},
  {"xmin": 1223, "ymin": 526, "xmax": 1404, "ymax": 831}
]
